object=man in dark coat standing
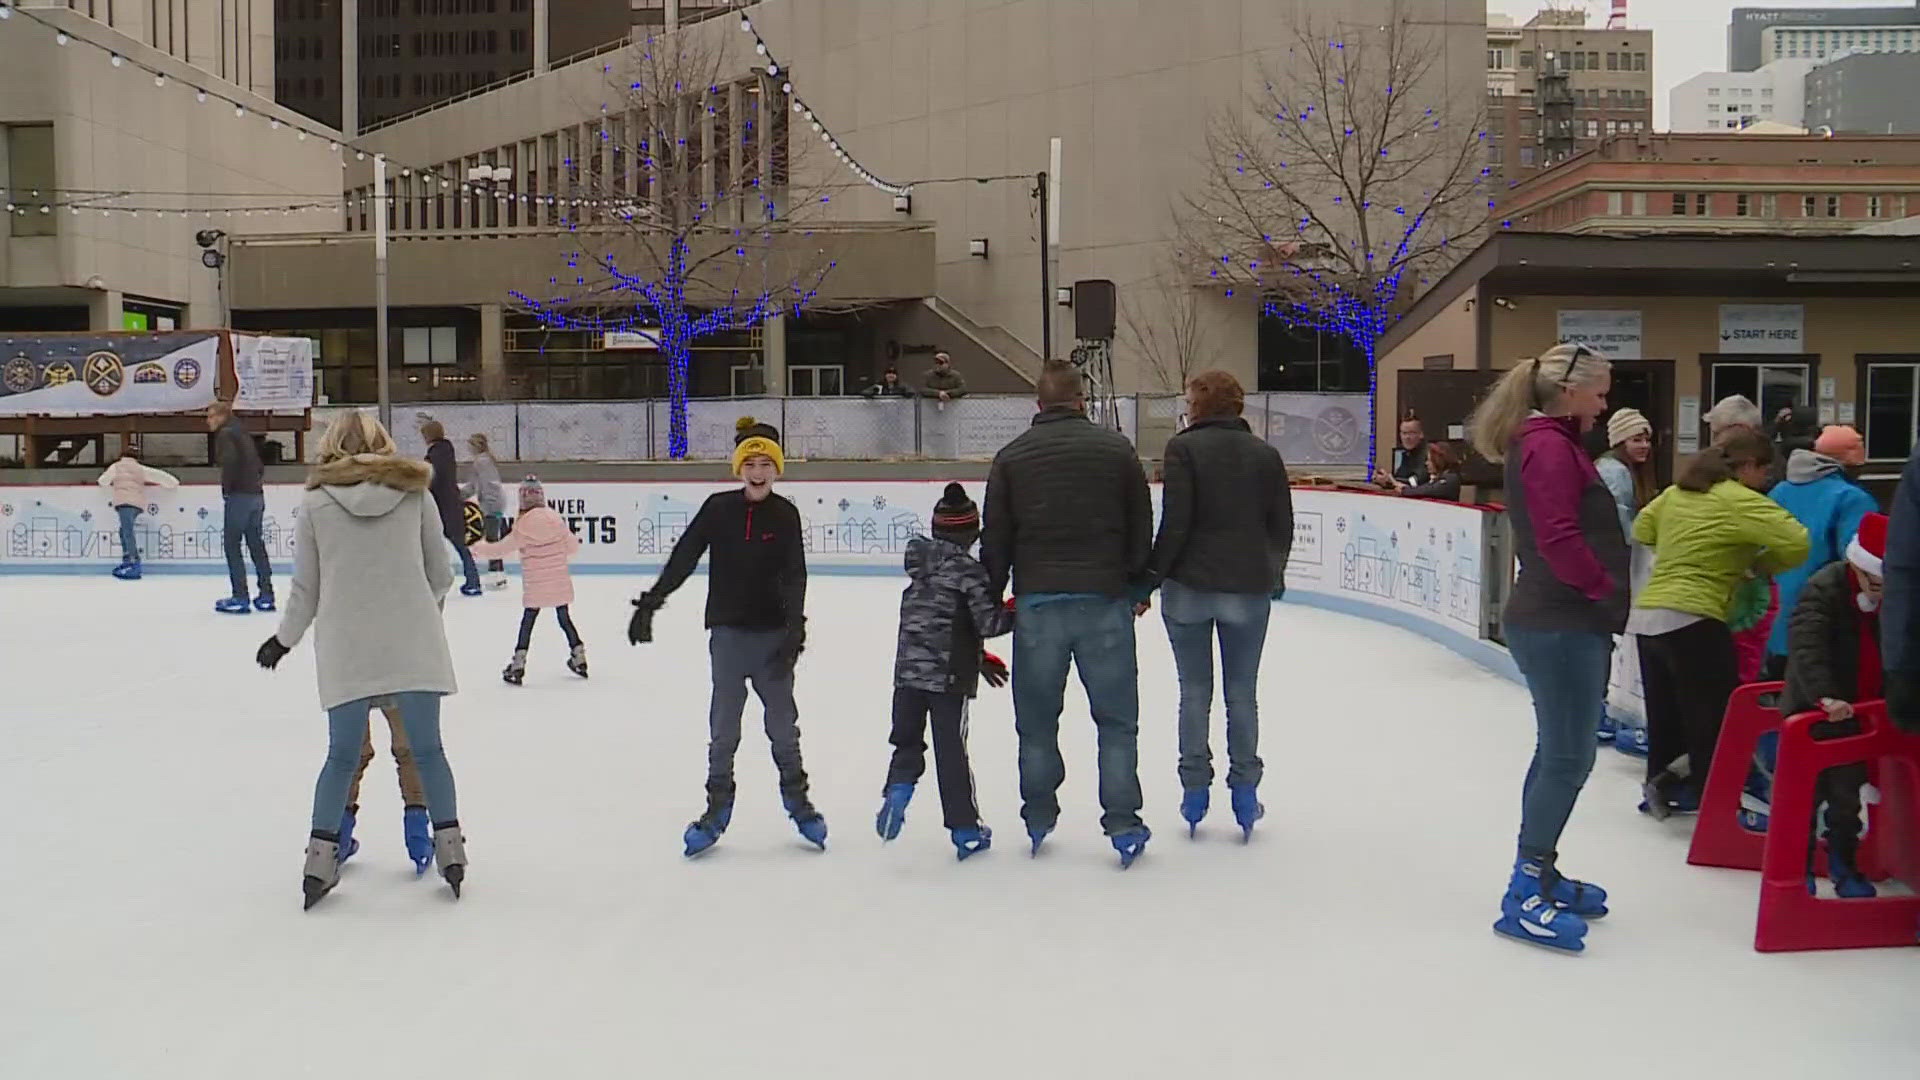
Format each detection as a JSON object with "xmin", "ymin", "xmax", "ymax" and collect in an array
[
  {"xmin": 207, "ymin": 400, "xmax": 273, "ymax": 614},
  {"xmin": 1882, "ymin": 445, "xmax": 1920, "ymax": 735},
  {"xmin": 421, "ymin": 419, "xmax": 482, "ymax": 596},
  {"xmin": 982, "ymin": 360, "xmax": 1155, "ymax": 867}
]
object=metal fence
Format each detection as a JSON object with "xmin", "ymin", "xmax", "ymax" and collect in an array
[{"xmin": 313, "ymin": 392, "xmax": 1372, "ymax": 468}]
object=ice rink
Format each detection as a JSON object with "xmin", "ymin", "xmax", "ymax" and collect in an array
[{"xmin": 3, "ymin": 574, "xmax": 1917, "ymax": 1078}]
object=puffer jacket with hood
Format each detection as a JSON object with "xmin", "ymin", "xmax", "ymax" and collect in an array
[
  {"xmin": 274, "ymin": 453, "xmax": 457, "ymax": 711},
  {"xmin": 1767, "ymin": 448, "xmax": 1878, "ymax": 657},
  {"xmin": 472, "ymin": 506, "xmax": 581, "ymax": 609},
  {"xmin": 893, "ymin": 536, "xmax": 1015, "ymax": 697}
]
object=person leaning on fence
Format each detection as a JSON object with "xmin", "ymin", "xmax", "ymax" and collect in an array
[
  {"xmin": 921, "ymin": 352, "xmax": 968, "ymax": 402},
  {"xmin": 1395, "ymin": 440, "xmax": 1464, "ymax": 501},
  {"xmin": 863, "ymin": 368, "xmax": 914, "ymax": 399},
  {"xmin": 1374, "ymin": 413, "xmax": 1428, "ymax": 490}
]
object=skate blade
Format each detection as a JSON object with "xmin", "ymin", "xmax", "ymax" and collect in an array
[
  {"xmin": 301, "ymin": 877, "xmax": 335, "ymax": 911},
  {"xmin": 1491, "ymin": 922, "xmax": 1586, "ymax": 954},
  {"xmin": 442, "ymin": 866, "xmax": 465, "ymax": 899}
]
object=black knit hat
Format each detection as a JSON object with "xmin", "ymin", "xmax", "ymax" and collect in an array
[
  {"xmin": 735, "ymin": 415, "xmax": 781, "ymax": 446},
  {"xmin": 931, "ymin": 482, "xmax": 980, "ymax": 544}
]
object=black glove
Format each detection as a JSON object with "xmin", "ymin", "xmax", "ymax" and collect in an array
[
  {"xmin": 1885, "ymin": 670, "xmax": 1920, "ymax": 734},
  {"xmin": 629, "ymin": 591, "xmax": 665, "ymax": 646},
  {"xmin": 981, "ymin": 650, "xmax": 1009, "ymax": 690},
  {"xmin": 775, "ymin": 618, "xmax": 807, "ymax": 673},
  {"xmin": 256, "ymin": 635, "xmax": 290, "ymax": 670}
]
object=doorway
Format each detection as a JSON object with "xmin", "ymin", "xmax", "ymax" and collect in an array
[{"xmin": 1599, "ymin": 359, "xmax": 1676, "ymax": 487}]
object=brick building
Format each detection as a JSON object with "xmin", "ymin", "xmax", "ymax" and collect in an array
[
  {"xmin": 1498, "ymin": 133, "xmax": 1920, "ymax": 236},
  {"xmin": 1486, "ymin": 9, "xmax": 1653, "ymax": 190}
]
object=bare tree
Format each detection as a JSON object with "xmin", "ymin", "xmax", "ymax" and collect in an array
[
  {"xmin": 1178, "ymin": 16, "xmax": 1491, "ymax": 465},
  {"xmin": 511, "ymin": 30, "xmax": 842, "ymax": 458},
  {"xmin": 1120, "ymin": 259, "xmax": 1209, "ymax": 395}
]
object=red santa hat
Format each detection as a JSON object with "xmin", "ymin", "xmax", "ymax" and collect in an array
[{"xmin": 1848, "ymin": 512, "xmax": 1888, "ymax": 578}]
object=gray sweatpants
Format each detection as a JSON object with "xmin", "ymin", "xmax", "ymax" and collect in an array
[{"xmin": 706, "ymin": 626, "xmax": 811, "ymax": 808}]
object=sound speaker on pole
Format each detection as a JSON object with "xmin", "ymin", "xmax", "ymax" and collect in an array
[{"xmin": 1073, "ymin": 279, "xmax": 1117, "ymax": 341}]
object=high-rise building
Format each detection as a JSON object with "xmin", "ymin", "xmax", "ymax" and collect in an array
[
  {"xmin": 1805, "ymin": 50, "xmax": 1920, "ymax": 133},
  {"xmin": 1486, "ymin": 9, "xmax": 1653, "ymax": 191},
  {"xmin": 1729, "ymin": 5, "xmax": 1920, "ymax": 72},
  {"xmin": 1670, "ymin": 59, "xmax": 1813, "ymax": 133}
]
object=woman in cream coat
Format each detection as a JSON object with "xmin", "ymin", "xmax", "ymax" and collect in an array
[{"xmin": 255, "ymin": 410, "xmax": 468, "ymax": 910}]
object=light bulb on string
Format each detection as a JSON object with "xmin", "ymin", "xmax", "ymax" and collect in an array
[
  {"xmin": 234, "ymin": 104, "xmax": 245, "ymax": 117},
  {"xmin": 755, "ymin": 42, "xmax": 767, "ymax": 56},
  {"xmin": 196, "ymin": 90, "xmax": 206, "ymax": 103},
  {"xmin": 269, "ymin": 119, "xmax": 280, "ymax": 130},
  {"xmin": 110, "ymin": 54, "xmax": 123, "ymax": 67},
  {"xmin": 154, "ymin": 74, "xmax": 165, "ymax": 87},
  {"xmin": 56, "ymin": 32, "xmax": 69, "ymax": 44}
]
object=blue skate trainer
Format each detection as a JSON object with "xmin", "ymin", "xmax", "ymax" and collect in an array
[
  {"xmin": 951, "ymin": 825, "xmax": 991, "ymax": 862},
  {"xmin": 875, "ymin": 782, "xmax": 914, "ymax": 841},
  {"xmin": 1513, "ymin": 852, "xmax": 1608, "ymax": 918},
  {"xmin": 403, "ymin": 806, "xmax": 434, "ymax": 874}
]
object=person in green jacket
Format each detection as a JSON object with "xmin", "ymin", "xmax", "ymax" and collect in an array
[{"xmin": 1630, "ymin": 431, "xmax": 1810, "ymax": 817}]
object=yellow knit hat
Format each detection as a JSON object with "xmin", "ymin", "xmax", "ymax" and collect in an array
[{"xmin": 731, "ymin": 416, "xmax": 785, "ymax": 476}]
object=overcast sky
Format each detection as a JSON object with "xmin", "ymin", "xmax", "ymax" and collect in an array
[{"xmin": 1485, "ymin": 0, "xmax": 1902, "ymax": 128}]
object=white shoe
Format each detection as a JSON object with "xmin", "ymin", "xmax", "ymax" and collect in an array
[{"xmin": 486, "ymin": 573, "xmax": 510, "ymax": 591}]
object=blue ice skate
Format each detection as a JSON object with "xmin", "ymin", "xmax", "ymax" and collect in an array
[
  {"xmin": 1493, "ymin": 891, "xmax": 1589, "ymax": 953},
  {"xmin": 111, "ymin": 558, "xmax": 142, "ymax": 580},
  {"xmin": 1615, "ymin": 724, "xmax": 1650, "ymax": 757},
  {"xmin": 459, "ymin": 582, "xmax": 484, "ymax": 597},
  {"xmin": 875, "ymin": 782, "xmax": 914, "ymax": 841},
  {"xmin": 1111, "ymin": 826, "xmax": 1151, "ymax": 870},
  {"xmin": 951, "ymin": 825, "xmax": 992, "ymax": 862},
  {"xmin": 213, "ymin": 596, "xmax": 252, "ymax": 614},
  {"xmin": 683, "ymin": 800, "xmax": 734, "ymax": 859},
  {"xmin": 1512, "ymin": 853, "xmax": 1607, "ymax": 918},
  {"xmin": 1597, "ymin": 713, "xmax": 1617, "ymax": 744},
  {"xmin": 253, "ymin": 591, "xmax": 276, "ymax": 613},
  {"xmin": 1027, "ymin": 824, "xmax": 1053, "ymax": 856},
  {"xmin": 1229, "ymin": 784, "xmax": 1265, "ymax": 842},
  {"xmin": 336, "ymin": 808, "xmax": 360, "ymax": 864},
  {"xmin": 403, "ymin": 806, "xmax": 434, "ymax": 874},
  {"xmin": 1179, "ymin": 788, "xmax": 1209, "ymax": 837},
  {"xmin": 1821, "ymin": 850, "xmax": 1878, "ymax": 899},
  {"xmin": 785, "ymin": 796, "xmax": 828, "ymax": 851}
]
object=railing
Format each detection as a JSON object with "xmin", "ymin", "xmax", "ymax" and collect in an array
[{"xmin": 310, "ymin": 392, "xmax": 1373, "ymax": 468}]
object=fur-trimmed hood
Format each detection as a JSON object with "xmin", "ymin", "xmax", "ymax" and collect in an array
[{"xmin": 307, "ymin": 454, "xmax": 433, "ymax": 518}]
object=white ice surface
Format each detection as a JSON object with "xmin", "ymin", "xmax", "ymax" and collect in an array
[{"xmin": 2, "ymin": 575, "xmax": 1917, "ymax": 1079}]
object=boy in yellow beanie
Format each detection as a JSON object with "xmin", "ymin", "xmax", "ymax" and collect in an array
[{"xmin": 630, "ymin": 416, "xmax": 820, "ymax": 856}]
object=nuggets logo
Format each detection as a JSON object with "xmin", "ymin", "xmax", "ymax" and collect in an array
[
  {"xmin": 83, "ymin": 351, "xmax": 125, "ymax": 397},
  {"xmin": 463, "ymin": 500, "xmax": 485, "ymax": 547},
  {"xmin": 2, "ymin": 355, "xmax": 34, "ymax": 394},
  {"xmin": 42, "ymin": 361, "xmax": 77, "ymax": 387},
  {"xmin": 173, "ymin": 357, "xmax": 203, "ymax": 389},
  {"xmin": 132, "ymin": 363, "xmax": 167, "ymax": 384}
]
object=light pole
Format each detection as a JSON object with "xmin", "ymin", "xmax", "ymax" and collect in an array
[{"xmin": 374, "ymin": 154, "xmax": 391, "ymax": 429}]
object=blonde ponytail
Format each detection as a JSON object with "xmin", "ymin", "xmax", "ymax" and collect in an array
[{"xmin": 1466, "ymin": 343, "xmax": 1611, "ymax": 463}]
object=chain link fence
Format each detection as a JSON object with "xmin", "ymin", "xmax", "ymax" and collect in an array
[{"xmin": 309, "ymin": 393, "xmax": 1371, "ymax": 468}]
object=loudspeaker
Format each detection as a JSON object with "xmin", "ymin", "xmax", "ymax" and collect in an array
[{"xmin": 1073, "ymin": 279, "xmax": 1117, "ymax": 341}]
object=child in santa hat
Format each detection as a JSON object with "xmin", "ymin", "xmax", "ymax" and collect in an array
[{"xmin": 1770, "ymin": 510, "xmax": 1888, "ymax": 898}]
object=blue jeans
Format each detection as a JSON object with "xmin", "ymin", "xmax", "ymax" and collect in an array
[
  {"xmin": 222, "ymin": 493, "xmax": 271, "ymax": 601},
  {"xmin": 1012, "ymin": 596, "xmax": 1144, "ymax": 836},
  {"xmin": 1161, "ymin": 580, "xmax": 1271, "ymax": 790},
  {"xmin": 313, "ymin": 692, "xmax": 457, "ymax": 833},
  {"xmin": 1505, "ymin": 627, "xmax": 1611, "ymax": 858},
  {"xmin": 449, "ymin": 536, "xmax": 480, "ymax": 589},
  {"xmin": 115, "ymin": 504, "xmax": 141, "ymax": 561},
  {"xmin": 483, "ymin": 513, "xmax": 506, "ymax": 572}
]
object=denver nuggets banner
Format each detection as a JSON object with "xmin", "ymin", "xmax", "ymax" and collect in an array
[{"xmin": 0, "ymin": 333, "xmax": 219, "ymax": 417}]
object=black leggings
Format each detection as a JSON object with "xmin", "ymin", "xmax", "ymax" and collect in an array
[
  {"xmin": 516, "ymin": 605, "xmax": 582, "ymax": 651},
  {"xmin": 1637, "ymin": 618, "xmax": 1737, "ymax": 790}
]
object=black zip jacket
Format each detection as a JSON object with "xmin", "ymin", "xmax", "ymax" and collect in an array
[
  {"xmin": 1781, "ymin": 560, "xmax": 1878, "ymax": 717},
  {"xmin": 652, "ymin": 489, "xmax": 807, "ymax": 631},
  {"xmin": 214, "ymin": 419, "xmax": 264, "ymax": 496},
  {"xmin": 981, "ymin": 408, "xmax": 1152, "ymax": 598},
  {"xmin": 1149, "ymin": 417, "xmax": 1293, "ymax": 594},
  {"xmin": 424, "ymin": 438, "xmax": 466, "ymax": 540}
]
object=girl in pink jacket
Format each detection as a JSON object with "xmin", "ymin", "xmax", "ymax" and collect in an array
[
  {"xmin": 97, "ymin": 444, "xmax": 179, "ymax": 579},
  {"xmin": 472, "ymin": 476, "xmax": 587, "ymax": 684}
]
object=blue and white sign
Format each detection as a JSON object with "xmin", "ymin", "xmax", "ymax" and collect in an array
[{"xmin": 1719, "ymin": 304, "xmax": 1805, "ymax": 354}]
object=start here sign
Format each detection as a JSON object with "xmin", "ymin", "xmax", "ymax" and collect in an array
[{"xmin": 1718, "ymin": 304, "xmax": 1805, "ymax": 354}]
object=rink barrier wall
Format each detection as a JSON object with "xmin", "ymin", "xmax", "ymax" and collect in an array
[{"xmin": 1, "ymin": 480, "xmax": 1521, "ymax": 684}]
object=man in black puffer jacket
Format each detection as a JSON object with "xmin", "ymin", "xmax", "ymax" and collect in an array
[
  {"xmin": 1147, "ymin": 370, "xmax": 1293, "ymax": 838},
  {"xmin": 982, "ymin": 361, "xmax": 1154, "ymax": 865},
  {"xmin": 421, "ymin": 418, "xmax": 481, "ymax": 596}
]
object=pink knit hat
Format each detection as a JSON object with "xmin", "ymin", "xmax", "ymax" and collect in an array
[
  {"xmin": 518, "ymin": 475, "xmax": 546, "ymax": 511},
  {"xmin": 1814, "ymin": 425, "xmax": 1866, "ymax": 466}
]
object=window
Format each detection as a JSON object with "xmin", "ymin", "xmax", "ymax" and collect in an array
[
  {"xmin": 1804, "ymin": 195, "xmax": 1818, "ymax": 217},
  {"xmin": 1866, "ymin": 362, "xmax": 1920, "ymax": 460},
  {"xmin": 1585, "ymin": 119, "xmax": 1599, "ymax": 138},
  {"xmin": 1673, "ymin": 193, "xmax": 1688, "ymax": 215},
  {"xmin": 6, "ymin": 124, "xmax": 56, "ymax": 238},
  {"xmin": 1827, "ymin": 195, "xmax": 1841, "ymax": 218},
  {"xmin": 1708, "ymin": 87, "xmax": 1721, "ymax": 98},
  {"xmin": 1762, "ymin": 88, "xmax": 1774, "ymax": 99},
  {"xmin": 788, "ymin": 365, "xmax": 845, "ymax": 397},
  {"xmin": 1737, "ymin": 193, "xmax": 1751, "ymax": 217},
  {"xmin": 1607, "ymin": 191, "xmax": 1623, "ymax": 215},
  {"xmin": 1710, "ymin": 363, "xmax": 1812, "ymax": 427},
  {"xmin": 402, "ymin": 327, "xmax": 459, "ymax": 366},
  {"xmin": 1633, "ymin": 52, "xmax": 1646, "ymax": 71},
  {"xmin": 1696, "ymin": 192, "xmax": 1710, "ymax": 216},
  {"xmin": 1762, "ymin": 193, "xmax": 1776, "ymax": 217},
  {"xmin": 1520, "ymin": 146, "xmax": 1536, "ymax": 167},
  {"xmin": 1587, "ymin": 51, "xmax": 1599, "ymax": 69},
  {"xmin": 1573, "ymin": 51, "xmax": 1587, "ymax": 70},
  {"xmin": 1741, "ymin": 87, "xmax": 1754, "ymax": 98},
  {"xmin": 1761, "ymin": 104, "xmax": 1773, "ymax": 114},
  {"xmin": 1607, "ymin": 51, "xmax": 1619, "ymax": 70},
  {"xmin": 1870, "ymin": 195, "xmax": 1884, "ymax": 218},
  {"xmin": 1520, "ymin": 50, "xmax": 1534, "ymax": 68},
  {"xmin": 1709, "ymin": 120, "xmax": 1723, "ymax": 129},
  {"xmin": 1632, "ymin": 192, "xmax": 1647, "ymax": 215}
]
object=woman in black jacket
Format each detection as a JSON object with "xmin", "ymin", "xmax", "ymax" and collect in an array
[
  {"xmin": 1148, "ymin": 370, "xmax": 1293, "ymax": 841},
  {"xmin": 421, "ymin": 419, "xmax": 483, "ymax": 597},
  {"xmin": 1396, "ymin": 440, "xmax": 1465, "ymax": 501}
]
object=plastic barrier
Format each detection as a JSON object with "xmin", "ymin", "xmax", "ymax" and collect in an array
[
  {"xmin": 1754, "ymin": 701, "xmax": 1920, "ymax": 953},
  {"xmin": 1688, "ymin": 682, "xmax": 1784, "ymax": 872}
]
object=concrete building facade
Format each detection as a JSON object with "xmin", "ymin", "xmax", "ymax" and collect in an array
[
  {"xmin": 1805, "ymin": 50, "xmax": 1920, "ymax": 134},
  {"xmin": 1486, "ymin": 9, "xmax": 1652, "ymax": 191},
  {"xmin": 1730, "ymin": 5, "xmax": 1920, "ymax": 71},
  {"xmin": 1, "ymin": 3, "xmax": 341, "ymax": 332},
  {"xmin": 1671, "ymin": 59, "xmax": 1813, "ymax": 133}
]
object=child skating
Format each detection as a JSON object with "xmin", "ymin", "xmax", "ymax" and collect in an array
[
  {"xmin": 462, "ymin": 432, "xmax": 510, "ymax": 590},
  {"xmin": 337, "ymin": 699, "xmax": 439, "ymax": 875},
  {"xmin": 628, "ymin": 417, "xmax": 819, "ymax": 857},
  {"xmin": 96, "ymin": 443, "xmax": 178, "ymax": 579},
  {"xmin": 471, "ymin": 476, "xmax": 587, "ymax": 684},
  {"xmin": 875, "ymin": 483, "xmax": 1014, "ymax": 860}
]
